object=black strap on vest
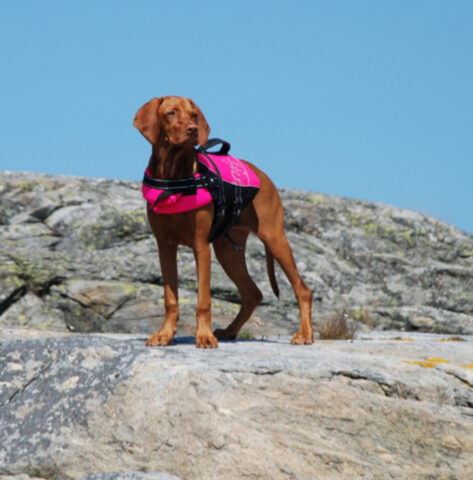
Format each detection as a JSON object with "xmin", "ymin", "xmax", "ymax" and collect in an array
[
  {"xmin": 142, "ymin": 173, "xmax": 207, "ymax": 206},
  {"xmin": 197, "ymin": 140, "xmax": 229, "ymax": 224}
]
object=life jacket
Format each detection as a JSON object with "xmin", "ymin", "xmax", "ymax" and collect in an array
[{"xmin": 142, "ymin": 139, "xmax": 260, "ymax": 242}]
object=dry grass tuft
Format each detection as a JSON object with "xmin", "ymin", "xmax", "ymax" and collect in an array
[
  {"xmin": 237, "ymin": 331, "xmax": 256, "ymax": 340},
  {"xmin": 316, "ymin": 311, "xmax": 357, "ymax": 340}
]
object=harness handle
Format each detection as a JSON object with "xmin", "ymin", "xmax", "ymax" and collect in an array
[{"xmin": 198, "ymin": 138, "xmax": 230, "ymax": 155}]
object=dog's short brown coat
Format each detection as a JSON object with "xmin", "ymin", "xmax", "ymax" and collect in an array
[{"xmin": 134, "ymin": 96, "xmax": 313, "ymax": 348}]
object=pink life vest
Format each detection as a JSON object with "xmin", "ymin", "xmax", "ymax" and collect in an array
[
  {"xmin": 142, "ymin": 152, "xmax": 260, "ymax": 214},
  {"xmin": 142, "ymin": 140, "xmax": 261, "ymax": 242}
]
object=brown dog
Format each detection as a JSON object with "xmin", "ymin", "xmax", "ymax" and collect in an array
[{"xmin": 134, "ymin": 96, "xmax": 313, "ymax": 348}]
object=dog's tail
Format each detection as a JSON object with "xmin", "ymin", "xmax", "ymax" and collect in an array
[{"xmin": 265, "ymin": 246, "xmax": 280, "ymax": 298}]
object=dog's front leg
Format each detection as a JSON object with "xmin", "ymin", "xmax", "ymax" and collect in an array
[
  {"xmin": 146, "ymin": 243, "xmax": 179, "ymax": 346},
  {"xmin": 194, "ymin": 242, "xmax": 218, "ymax": 348}
]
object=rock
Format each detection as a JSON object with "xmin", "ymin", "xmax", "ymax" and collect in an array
[
  {"xmin": 0, "ymin": 474, "xmax": 181, "ymax": 480},
  {"xmin": 1, "ymin": 170, "xmax": 473, "ymax": 337},
  {"xmin": 80, "ymin": 474, "xmax": 181, "ymax": 480},
  {"xmin": 0, "ymin": 329, "xmax": 472, "ymax": 479}
]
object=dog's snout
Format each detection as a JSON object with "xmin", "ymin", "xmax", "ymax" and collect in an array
[{"xmin": 187, "ymin": 123, "xmax": 198, "ymax": 134}]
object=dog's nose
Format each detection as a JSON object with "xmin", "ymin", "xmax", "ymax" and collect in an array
[{"xmin": 187, "ymin": 124, "xmax": 198, "ymax": 135}]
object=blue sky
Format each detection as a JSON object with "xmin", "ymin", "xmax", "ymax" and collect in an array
[{"xmin": 1, "ymin": 1, "xmax": 472, "ymax": 234}]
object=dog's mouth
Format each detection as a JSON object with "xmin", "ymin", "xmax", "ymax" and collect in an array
[
  {"xmin": 183, "ymin": 133, "xmax": 198, "ymax": 146},
  {"xmin": 166, "ymin": 135, "xmax": 198, "ymax": 148},
  {"xmin": 188, "ymin": 130, "xmax": 199, "ymax": 143}
]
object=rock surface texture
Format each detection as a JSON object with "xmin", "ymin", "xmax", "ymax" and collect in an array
[
  {"xmin": 1, "ymin": 170, "xmax": 472, "ymax": 337},
  {"xmin": 1, "ymin": 329, "xmax": 473, "ymax": 479}
]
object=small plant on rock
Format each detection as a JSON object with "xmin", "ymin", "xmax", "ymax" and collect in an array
[
  {"xmin": 316, "ymin": 311, "xmax": 357, "ymax": 340},
  {"xmin": 237, "ymin": 331, "xmax": 256, "ymax": 340}
]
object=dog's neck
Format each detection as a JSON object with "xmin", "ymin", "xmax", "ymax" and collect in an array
[{"xmin": 148, "ymin": 144, "xmax": 197, "ymax": 179}]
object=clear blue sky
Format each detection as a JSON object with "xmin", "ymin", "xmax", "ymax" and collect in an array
[{"xmin": 1, "ymin": 1, "xmax": 472, "ymax": 234}]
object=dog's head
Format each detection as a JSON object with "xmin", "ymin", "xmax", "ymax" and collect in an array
[{"xmin": 133, "ymin": 96, "xmax": 210, "ymax": 147}]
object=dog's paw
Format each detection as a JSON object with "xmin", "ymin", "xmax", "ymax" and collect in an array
[
  {"xmin": 291, "ymin": 331, "xmax": 314, "ymax": 345},
  {"xmin": 214, "ymin": 328, "xmax": 237, "ymax": 341},
  {"xmin": 196, "ymin": 332, "xmax": 219, "ymax": 349},
  {"xmin": 146, "ymin": 331, "xmax": 174, "ymax": 347}
]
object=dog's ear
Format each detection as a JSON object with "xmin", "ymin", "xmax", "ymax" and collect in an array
[
  {"xmin": 194, "ymin": 104, "xmax": 210, "ymax": 146},
  {"xmin": 133, "ymin": 97, "xmax": 161, "ymax": 144}
]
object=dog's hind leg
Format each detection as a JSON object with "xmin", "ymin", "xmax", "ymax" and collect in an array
[
  {"xmin": 257, "ymin": 224, "xmax": 314, "ymax": 345},
  {"xmin": 240, "ymin": 165, "xmax": 313, "ymax": 344},
  {"xmin": 213, "ymin": 229, "xmax": 263, "ymax": 340}
]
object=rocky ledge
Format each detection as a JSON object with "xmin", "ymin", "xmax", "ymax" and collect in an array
[
  {"xmin": 1, "ymin": 329, "xmax": 472, "ymax": 479},
  {"xmin": 1, "ymin": 170, "xmax": 472, "ymax": 338}
]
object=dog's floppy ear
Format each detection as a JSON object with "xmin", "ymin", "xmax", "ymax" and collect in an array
[
  {"xmin": 133, "ymin": 97, "xmax": 161, "ymax": 144},
  {"xmin": 193, "ymin": 103, "xmax": 210, "ymax": 146}
]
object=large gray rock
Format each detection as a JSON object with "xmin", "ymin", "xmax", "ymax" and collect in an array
[
  {"xmin": 1, "ymin": 329, "xmax": 472, "ymax": 479},
  {"xmin": 1, "ymin": 170, "xmax": 473, "ymax": 337},
  {"xmin": 0, "ymin": 474, "xmax": 179, "ymax": 480}
]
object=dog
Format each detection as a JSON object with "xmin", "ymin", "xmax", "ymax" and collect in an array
[{"xmin": 134, "ymin": 96, "xmax": 313, "ymax": 348}]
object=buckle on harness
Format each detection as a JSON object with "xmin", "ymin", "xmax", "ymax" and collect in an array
[{"xmin": 201, "ymin": 174, "xmax": 216, "ymax": 190}]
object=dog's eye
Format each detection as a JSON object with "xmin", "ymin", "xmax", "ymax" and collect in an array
[
  {"xmin": 166, "ymin": 111, "xmax": 176, "ymax": 117},
  {"xmin": 191, "ymin": 113, "xmax": 198, "ymax": 120}
]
